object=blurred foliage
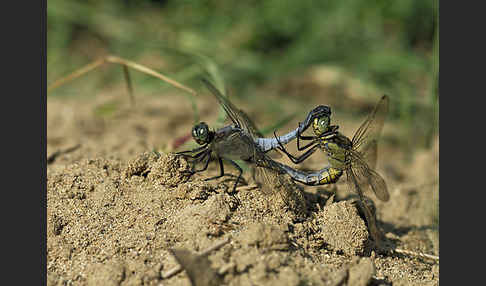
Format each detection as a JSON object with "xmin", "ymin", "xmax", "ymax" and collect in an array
[{"xmin": 47, "ymin": 0, "xmax": 438, "ymax": 153}]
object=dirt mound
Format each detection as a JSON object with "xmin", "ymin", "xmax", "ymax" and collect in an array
[
  {"xmin": 47, "ymin": 95, "xmax": 439, "ymax": 285},
  {"xmin": 315, "ymin": 200, "xmax": 370, "ymax": 256}
]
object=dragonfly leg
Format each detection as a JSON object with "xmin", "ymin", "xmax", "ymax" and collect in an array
[
  {"xmin": 277, "ymin": 138, "xmax": 320, "ymax": 164},
  {"xmin": 203, "ymin": 157, "xmax": 225, "ymax": 181},
  {"xmin": 296, "ymin": 120, "xmax": 322, "ymax": 150},
  {"xmin": 273, "ymin": 130, "xmax": 315, "ymax": 152},
  {"xmin": 186, "ymin": 151, "xmax": 212, "ymax": 175},
  {"xmin": 183, "ymin": 149, "xmax": 209, "ymax": 168},
  {"xmin": 177, "ymin": 148, "xmax": 209, "ymax": 175},
  {"xmin": 187, "ymin": 149, "xmax": 210, "ymax": 160},
  {"xmin": 175, "ymin": 144, "xmax": 208, "ymax": 156},
  {"xmin": 274, "ymin": 131, "xmax": 319, "ymax": 163},
  {"xmin": 296, "ymin": 124, "xmax": 338, "ymax": 151},
  {"xmin": 296, "ymin": 135, "xmax": 318, "ymax": 151},
  {"xmin": 181, "ymin": 150, "xmax": 211, "ymax": 177},
  {"xmin": 203, "ymin": 158, "xmax": 242, "ymax": 204},
  {"xmin": 292, "ymin": 144, "xmax": 319, "ymax": 164},
  {"xmin": 202, "ymin": 157, "xmax": 244, "ymax": 182},
  {"xmin": 293, "ymin": 125, "xmax": 338, "ymax": 154},
  {"xmin": 224, "ymin": 159, "xmax": 244, "ymax": 195}
]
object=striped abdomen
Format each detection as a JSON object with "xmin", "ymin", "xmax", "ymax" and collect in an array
[{"xmin": 276, "ymin": 162, "xmax": 343, "ymax": 186}]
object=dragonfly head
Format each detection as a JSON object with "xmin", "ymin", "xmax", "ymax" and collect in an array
[
  {"xmin": 312, "ymin": 114, "xmax": 331, "ymax": 136},
  {"xmin": 192, "ymin": 122, "xmax": 213, "ymax": 145}
]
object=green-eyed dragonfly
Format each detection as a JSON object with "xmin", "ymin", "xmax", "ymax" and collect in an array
[
  {"xmin": 274, "ymin": 95, "xmax": 390, "ymax": 245},
  {"xmin": 175, "ymin": 79, "xmax": 330, "ymax": 197}
]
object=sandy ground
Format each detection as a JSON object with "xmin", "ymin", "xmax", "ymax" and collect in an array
[{"xmin": 47, "ymin": 85, "xmax": 439, "ymax": 286}]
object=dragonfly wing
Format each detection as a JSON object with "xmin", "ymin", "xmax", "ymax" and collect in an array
[
  {"xmin": 253, "ymin": 154, "xmax": 289, "ymax": 191},
  {"xmin": 211, "ymin": 128, "xmax": 257, "ymax": 162},
  {"xmin": 201, "ymin": 78, "xmax": 241, "ymax": 127},
  {"xmin": 236, "ymin": 108, "xmax": 265, "ymax": 138},
  {"xmin": 346, "ymin": 96, "xmax": 389, "ymax": 202},
  {"xmin": 345, "ymin": 165, "xmax": 365, "ymax": 199},
  {"xmin": 365, "ymin": 168, "xmax": 389, "ymax": 202},
  {"xmin": 350, "ymin": 153, "xmax": 389, "ymax": 202},
  {"xmin": 360, "ymin": 140, "xmax": 377, "ymax": 171},
  {"xmin": 201, "ymin": 78, "xmax": 264, "ymax": 138},
  {"xmin": 202, "ymin": 78, "xmax": 287, "ymax": 162},
  {"xmin": 345, "ymin": 167, "xmax": 384, "ymax": 244},
  {"xmin": 253, "ymin": 155, "xmax": 307, "ymax": 215},
  {"xmin": 234, "ymin": 108, "xmax": 284, "ymax": 158},
  {"xmin": 253, "ymin": 164, "xmax": 282, "ymax": 196},
  {"xmin": 351, "ymin": 95, "xmax": 389, "ymax": 154}
]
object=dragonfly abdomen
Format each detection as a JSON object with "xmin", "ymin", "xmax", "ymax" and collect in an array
[
  {"xmin": 318, "ymin": 167, "xmax": 343, "ymax": 184},
  {"xmin": 277, "ymin": 163, "xmax": 343, "ymax": 186},
  {"xmin": 254, "ymin": 128, "xmax": 299, "ymax": 152}
]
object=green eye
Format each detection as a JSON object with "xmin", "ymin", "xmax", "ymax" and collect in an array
[
  {"xmin": 317, "ymin": 117, "xmax": 329, "ymax": 132},
  {"xmin": 198, "ymin": 128, "xmax": 207, "ymax": 138},
  {"xmin": 192, "ymin": 122, "xmax": 210, "ymax": 144}
]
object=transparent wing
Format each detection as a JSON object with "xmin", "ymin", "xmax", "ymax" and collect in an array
[
  {"xmin": 360, "ymin": 140, "xmax": 377, "ymax": 170},
  {"xmin": 201, "ymin": 78, "xmax": 264, "ymax": 138},
  {"xmin": 251, "ymin": 153, "xmax": 298, "ymax": 202},
  {"xmin": 253, "ymin": 165, "xmax": 284, "ymax": 196},
  {"xmin": 201, "ymin": 78, "xmax": 287, "ymax": 161},
  {"xmin": 236, "ymin": 108, "xmax": 265, "ymax": 138},
  {"xmin": 345, "ymin": 164, "xmax": 366, "ymax": 199},
  {"xmin": 202, "ymin": 78, "xmax": 302, "ymax": 203},
  {"xmin": 345, "ymin": 95, "xmax": 389, "ymax": 202},
  {"xmin": 212, "ymin": 128, "xmax": 258, "ymax": 160},
  {"xmin": 362, "ymin": 168, "xmax": 389, "ymax": 202},
  {"xmin": 351, "ymin": 95, "xmax": 389, "ymax": 155},
  {"xmin": 348, "ymin": 150, "xmax": 389, "ymax": 202},
  {"xmin": 345, "ymin": 166, "xmax": 383, "ymax": 243}
]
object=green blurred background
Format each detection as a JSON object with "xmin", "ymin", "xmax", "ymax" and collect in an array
[{"xmin": 47, "ymin": 0, "xmax": 438, "ymax": 156}]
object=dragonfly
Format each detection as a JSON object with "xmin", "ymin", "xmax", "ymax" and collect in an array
[
  {"xmin": 175, "ymin": 78, "xmax": 330, "ymax": 197},
  {"xmin": 274, "ymin": 95, "xmax": 390, "ymax": 245}
]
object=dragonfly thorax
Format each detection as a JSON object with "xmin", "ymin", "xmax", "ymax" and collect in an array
[{"xmin": 320, "ymin": 132, "xmax": 352, "ymax": 170}]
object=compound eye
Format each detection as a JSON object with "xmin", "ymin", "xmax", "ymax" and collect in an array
[
  {"xmin": 198, "ymin": 127, "xmax": 208, "ymax": 141},
  {"xmin": 314, "ymin": 116, "xmax": 329, "ymax": 135},
  {"xmin": 319, "ymin": 117, "xmax": 329, "ymax": 127},
  {"xmin": 192, "ymin": 122, "xmax": 210, "ymax": 145}
]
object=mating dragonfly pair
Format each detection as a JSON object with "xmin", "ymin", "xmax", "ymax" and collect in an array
[{"xmin": 176, "ymin": 79, "xmax": 390, "ymax": 244}]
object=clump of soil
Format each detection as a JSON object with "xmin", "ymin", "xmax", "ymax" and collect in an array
[
  {"xmin": 47, "ymin": 94, "xmax": 439, "ymax": 286},
  {"xmin": 237, "ymin": 222, "xmax": 290, "ymax": 251},
  {"xmin": 315, "ymin": 200, "xmax": 370, "ymax": 256}
]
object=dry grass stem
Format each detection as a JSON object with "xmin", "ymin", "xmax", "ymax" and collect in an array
[{"xmin": 48, "ymin": 55, "xmax": 198, "ymax": 101}]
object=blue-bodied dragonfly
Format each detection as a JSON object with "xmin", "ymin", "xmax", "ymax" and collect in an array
[{"xmin": 175, "ymin": 79, "xmax": 330, "ymax": 198}]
